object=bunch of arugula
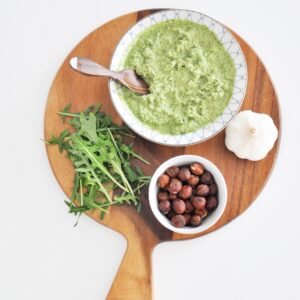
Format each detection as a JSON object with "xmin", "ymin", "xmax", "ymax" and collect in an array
[{"xmin": 47, "ymin": 103, "xmax": 150, "ymax": 224}]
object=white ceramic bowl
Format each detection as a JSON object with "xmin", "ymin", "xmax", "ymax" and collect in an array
[
  {"xmin": 148, "ymin": 155, "xmax": 227, "ymax": 234},
  {"xmin": 109, "ymin": 9, "xmax": 248, "ymax": 146}
]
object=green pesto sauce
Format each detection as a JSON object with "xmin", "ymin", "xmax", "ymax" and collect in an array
[{"xmin": 118, "ymin": 19, "xmax": 236, "ymax": 135}]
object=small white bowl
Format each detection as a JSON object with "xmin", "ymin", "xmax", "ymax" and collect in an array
[{"xmin": 148, "ymin": 155, "xmax": 227, "ymax": 234}]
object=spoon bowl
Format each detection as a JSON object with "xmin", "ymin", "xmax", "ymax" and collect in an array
[{"xmin": 70, "ymin": 57, "xmax": 149, "ymax": 95}]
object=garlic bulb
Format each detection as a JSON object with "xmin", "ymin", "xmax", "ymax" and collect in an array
[{"xmin": 225, "ymin": 110, "xmax": 278, "ymax": 161}]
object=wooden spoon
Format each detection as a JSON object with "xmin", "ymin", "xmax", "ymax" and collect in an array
[{"xmin": 70, "ymin": 57, "xmax": 149, "ymax": 95}]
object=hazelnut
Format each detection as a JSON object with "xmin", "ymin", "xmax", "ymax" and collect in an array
[
  {"xmin": 209, "ymin": 183, "xmax": 218, "ymax": 195},
  {"xmin": 190, "ymin": 163, "xmax": 204, "ymax": 175},
  {"xmin": 187, "ymin": 175, "xmax": 200, "ymax": 186},
  {"xmin": 172, "ymin": 199, "xmax": 186, "ymax": 214},
  {"xmin": 158, "ymin": 200, "xmax": 171, "ymax": 214},
  {"xmin": 178, "ymin": 167, "xmax": 191, "ymax": 181},
  {"xmin": 157, "ymin": 191, "xmax": 169, "ymax": 202},
  {"xmin": 196, "ymin": 184, "xmax": 210, "ymax": 196},
  {"xmin": 194, "ymin": 208, "xmax": 208, "ymax": 219},
  {"xmin": 179, "ymin": 185, "xmax": 192, "ymax": 199},
  {"xmin": 167, "ymin": 178, "xmax": 182, "ymax": 194},
  {"xmin": 190, "ymin": 215, "xmax": 202, "ymax": 227},
  {"xmin": 191, "ymin": 196, "xmax": 206, "ymax": 209},
  {"xmin": 166, "ymin": 166, "xmax": 179, "ymax": 178},
  {"xmin": 171, "ymin": 215, "xmax": 186, "ymax": 228},
  {"xmin": 200, "ymin": 171, "xmax": 214, "ymax": 184},
  {"xmin": 184, "ymin": 200, "xmax": 194, "ymax": 214},
  {"xmin": 169, "ymin": 193, "xmax": 177, "ymax": 200},
  {"xmin": 167, "ymin": 210, "xmax": 176, "ymax": 220},
  {"xmin": 206, "ymin": 196, "xmax": 218, "ymax": 210},
  {"xmin": 158, "ymin": 174, "xmax": 170, "ymax": 189},
  {"xmin": 183, "ymin": 213, "xmax": 191, "ymax": 225}
]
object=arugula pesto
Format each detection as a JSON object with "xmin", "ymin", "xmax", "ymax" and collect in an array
[{"xmin": 119, "ymin": 20, "xmax": 236, "ymax": 135}]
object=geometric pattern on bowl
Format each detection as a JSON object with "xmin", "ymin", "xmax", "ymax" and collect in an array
[{"xmin": 109, "ymin": 9, "xmax": 248, "ymax": 146}]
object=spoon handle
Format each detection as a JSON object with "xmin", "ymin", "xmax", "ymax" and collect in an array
[{"xmin": 70, "ymin": 57, "xmax": 118, "ymax": 78}]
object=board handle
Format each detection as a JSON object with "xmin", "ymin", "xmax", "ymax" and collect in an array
[{"xmin": 106, "ymin": 237, "xmax": 156, "ymax": 300}]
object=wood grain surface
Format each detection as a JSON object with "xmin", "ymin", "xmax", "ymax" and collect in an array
[{"xmin": 44, "ymin": 9, "xmax": 281, "ymax": 300}]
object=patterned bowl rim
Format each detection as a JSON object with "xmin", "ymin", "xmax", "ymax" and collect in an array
[{"xmin": 108, "ymin": 8, "xmax": 248, "ymax": 147}]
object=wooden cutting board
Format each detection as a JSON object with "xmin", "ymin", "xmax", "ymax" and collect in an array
[{"xmin": 44, "ymin": 9, "xmax": 281, "ymax": 300}]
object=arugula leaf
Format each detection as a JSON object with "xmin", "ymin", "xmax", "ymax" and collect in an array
[
  {"xmin": 47, "ymin": 129, "xmax": 71, "ymax": 153},
  {"xmin": 123, "ymin": 162, "xmax": 138, "ymax": 183},
  {"xmin": 79, "ymin": 113, "xmax": 98, "ymax": 143},
  {"xmin": 71, "ymin": 172, "xmax": 80, "ymax": 201},
  {"xmin": 59, "ymin": 103, "xmax": 72, "ymax": 122},
  {"xmin": 65, "ymin": 200, "xmax": 88, "ymax": 214}
]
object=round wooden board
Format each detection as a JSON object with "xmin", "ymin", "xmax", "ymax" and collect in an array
[{"xmin": 44, "ymin": 9, "xmax": 281, "ymax": 300}]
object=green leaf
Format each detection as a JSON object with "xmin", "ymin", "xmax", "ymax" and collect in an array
[
  {"xmin": 100, "ymin": 210, "xmax": 106, "ymax": 220},
  {"xmin": 135, "ymin": 166, "xmax": 144, "ymax": 177},
  {"xmin": 59, "ymin": 103, "xmax": 72, "ymax": 122},
  {"xmin": 47, "ymin": 129, "xmax": 70, "ymax": 153},
  {"xmin": 68, "ymin": 116, "xmax": 81, "ymax": 129},
  {"xmin": 123, "ymin": 162, "xmax": 138, "ymax": 183},
  {"xmin": 65, "ymin": 200, "xmax": 88, "ymax": 214},
  {"xmin": 71, "ymin": 172, "xmax": 80, "ymax": 201},
  {"xmin": 79, "ymin": 113, "xmax": 98, "ymax": 143},
  {"xmin": 84, "ymin": 104, "xmax": 101, "ymax": 115}
]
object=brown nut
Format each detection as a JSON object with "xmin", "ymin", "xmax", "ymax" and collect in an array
[
  {"xmin": 178, "ymin": 167, "xmax": 191, "ymax": 181},
  {"xmin": 184, "ymin": 200, "xmax": 194, "ymax": 214},
  {"xmin": 183, "ymin": 213, "xmax": 191, "ymax": 225},
  {"xmin": 169, "ymin": 193, "xmax": 177, "ymax": 200},
  {"xmin": 171, "ymin": 215, "xmax": 186, "ymax": 228},
  {"xmin": 200, "ymin": 171, "xmax": 214, "ymax": 184},
  {"xmin": 157, "ymin": 191, "xmax": 169, "ymax": 202},
  {"xmin": 187, "ymin": 175, "xmax": 200, "ymax": 186},
  {"xmin": 190, "ymin": 215, "xmax": 202, "ymax": 227},
  {"xmin": 166, "ymin": 166, "xmax": 179, "ymax": 178},
  {"xmin": 190, "ymin": 163, "xmax": 204, "ymax": 175},
  {"xmin": 196, "ymin": 184, "xmax": 210, "ymax": 196},
  {"xmin": 172, "ymin": 199, "xmax": 186, "ymax": 214},
  {"xmin": 206, "ymin": 196, "xmax": 218, "ymax": 210},
  {"xmin": 194, "ymin": 208, "xmax": 208, "ymax": 219},
  {"xmin": 167, "ymin": 178, "xmax": 182, "ymax": 194},
  {"xmin": 209, "ymin": 183, "xmax": 218, "ymax": 195},
  {"xmin": 167, "ymin": 210, "xmax": 176, "ymax": 220},
  {"xmin": 179, "ymin": 185, "xmax": 192, "ymax": 199},
  {"xmin": 192, "ymin": 196, "xmax": 206, "ymax": 209},
  {"xmin": 158, "ymin": 200, "xmax": 171, "ymax": 214},
  {"xmin": 157, "ymin": 174, "xmax": 170, "ymax": 189}
]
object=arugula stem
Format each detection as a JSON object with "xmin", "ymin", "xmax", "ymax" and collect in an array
[
  {"xmin": 97, "ymin": 127, "xmax": 125, "ymax": 132},
  {"xmin": 79, "ymin": 179, "xmax": 83, "ymax": 206},
  {"xmin": 89, "ymin": 168, "xmax": 112, "ymax": 203},
  {"xmin": 111, "ymin": 160, "xmax": 135, "ymax": 196},
  {"xmin": 118, "ymin": 132, "xmax": 136, "ymax": 138},
  {"xmin": 131, "ymin": 152, "xmax": 150, "ymax": 164},
  {"xmin": 58, "ymin": 112, "xmax": 79, "ymax": 118},
  {"xmin": 84, "ymin": 199, "xmax": 108, "ymax": 212},
  {"xmin": 107, "ymin": 128, "xmax": 124, "ymax": 162},
  {"xmin": 96, "ymin": 128, "xmax": 136, "ymax": 138},
  {"xmin": 106, "ymin": 129, "xmax": 136, "ymax": 196}
]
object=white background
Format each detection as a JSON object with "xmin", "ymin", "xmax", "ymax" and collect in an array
[{"xmin": 1, "ymin": 0, "xmax": 299, "ymax": 299}]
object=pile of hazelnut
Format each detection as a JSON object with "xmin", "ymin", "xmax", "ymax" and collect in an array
[{"xmin": 157, "ymin": 162, "xmax": 219, "ymax": 228}]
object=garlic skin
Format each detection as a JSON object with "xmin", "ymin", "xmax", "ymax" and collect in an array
[{"xmin": 225, "ymin": 110, "xmax": 278, "ymax": 161}]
